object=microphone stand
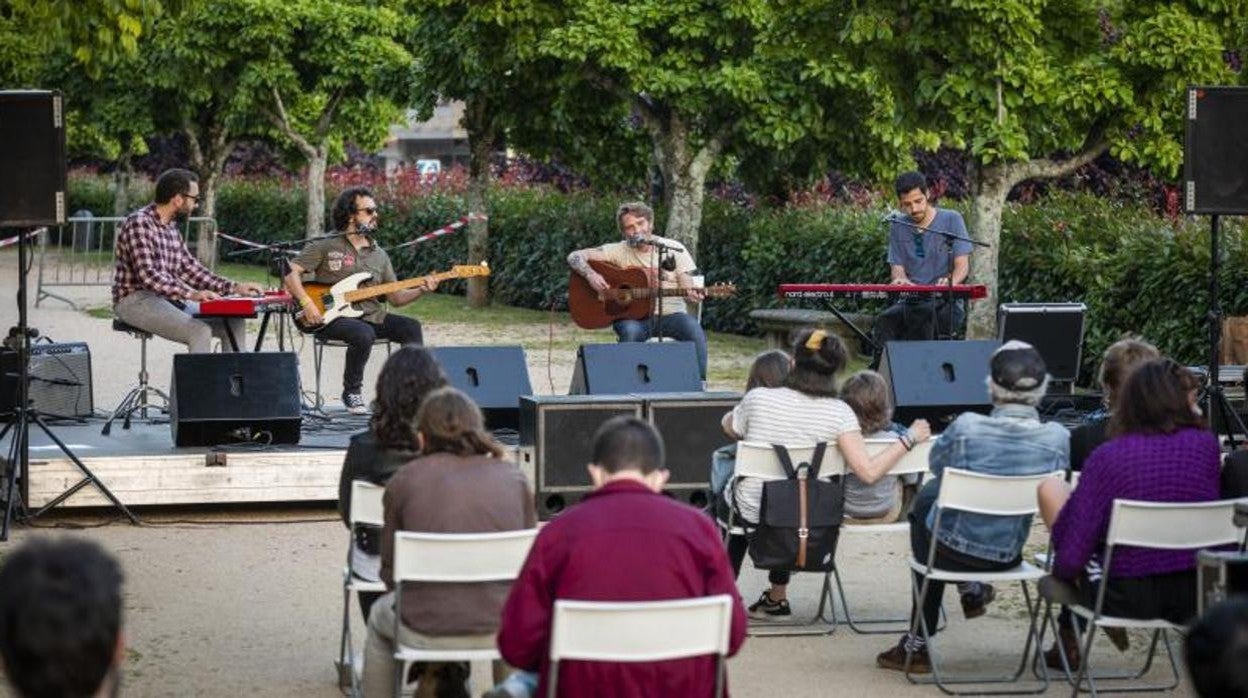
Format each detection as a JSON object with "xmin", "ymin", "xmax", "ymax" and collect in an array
[{"xmin": 885, "ymin": 214, "xmax": 990, "ymax": 339}]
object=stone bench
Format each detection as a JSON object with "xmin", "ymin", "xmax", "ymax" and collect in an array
[{"xmin": 749, "ymin": 308, "xmax": 875, "ymax": 355}]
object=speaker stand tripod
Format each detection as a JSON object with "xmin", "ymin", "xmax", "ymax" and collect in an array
[
  {"xmin": 1203, "ymin": 214, "xmax": 1247, "ymax": 446},
  {"xmin": 1, "ymin": 226, "xmax": 139, "ymax": 540}
]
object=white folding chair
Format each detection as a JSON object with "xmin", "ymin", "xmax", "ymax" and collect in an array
[
  {"xmin": 337, "ymin": 480, "xmax": 386, "ymax": 694},
  {"xmin": 390, "ymin": 529, "xmax": 538, "ymax": 698},
  {"xmin": 906, "ymin": 468, "xmax": 1057, "ymax": 694},
  {"xmin": 547, "ymin": 595, "xmax": 735, "ymax": 698},
  {"xmin": 833, "ymin": 437, "xmax": 936, "ymax": 634},
  {"xmin": 1049, "ymin": 499, "xmax": 1247, "ymax": 697},
  {"xmin": 727, "ymin": 440, "xmax": 845, "ymax": 636}
]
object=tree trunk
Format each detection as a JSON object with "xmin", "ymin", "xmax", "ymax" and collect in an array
[
  {"xmin": 112, "ymin": 142, "xmax": 132, "ymax": 216},
  {"xmin": 305, "ymin": 146, "xmax": 328, "ymax": 238},
  {"xmin": 638, "ymin": 107, "xmax": 728, "ymax": 257},
  {"xmin": 463, "ymin": 96, "xmax": 494, "ymax": 308},
  {"xmin": 965, "ymin": 163, "xmax": 1011, "ymax": 339},
  {"xmin": 964, "ymin": 139, "xmax": 1110, "ymax": 338},
  {"xmin": 185, "ymin": 127, "xmax": 232, "ymax": 266}
]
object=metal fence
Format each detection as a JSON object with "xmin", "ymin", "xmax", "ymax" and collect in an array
[{"xmin": 36, "ymin": 215, "xmax": 218, "ymax": 309}]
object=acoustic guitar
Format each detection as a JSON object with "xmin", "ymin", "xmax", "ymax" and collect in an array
[
  {"xmin": 293, "ymin": 262, "xmax": 490, "ymax": 333},
  {"xmin": 568, "ymin": 260, "xmax": 736, "ymax": 329}
]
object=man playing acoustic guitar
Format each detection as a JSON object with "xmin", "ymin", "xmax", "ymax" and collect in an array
[
  {"xmin": 284, "ymin": 187, "xmax": 437, "ymax": 414},
  {"xmin": 567, "ymin": 202, "xmax": 708, "ymax": 379}
]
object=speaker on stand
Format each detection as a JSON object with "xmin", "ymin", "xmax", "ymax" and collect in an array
[{"xmin": 1185, "ymin": 86, "xmax": 1248, "ymax": 445}]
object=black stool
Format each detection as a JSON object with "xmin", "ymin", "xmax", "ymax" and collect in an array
[{"xmin": 102, "ymin": 320, "xmax": 170, "ymax": 435}]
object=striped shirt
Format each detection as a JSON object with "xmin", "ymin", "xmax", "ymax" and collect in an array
[
  {"xmin": 112, "ymin": 204, "xmax": 233, "ymax": 304},
  {"xmin": 726, "ymin": 386, "xmax": 860, "ymax": 522}
]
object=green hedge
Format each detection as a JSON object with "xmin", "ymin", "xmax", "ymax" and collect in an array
[{"xmin": 68, "ymin": 175, "xmax": 1248, "ymax": 382}]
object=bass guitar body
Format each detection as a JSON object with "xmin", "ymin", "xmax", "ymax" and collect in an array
[{"xmin": 293, "ymin": 272, "xmax": 373, "ymax": 333}]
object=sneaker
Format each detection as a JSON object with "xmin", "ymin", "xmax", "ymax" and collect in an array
[
  {"xmin": 876, "ymin": 635, "xmax": 932, "ymax": 674},
  {"xmin": 747, "ymin": 591, "xmax": 791, "ymax": 619},
  {"xmin": 960, "ymin": 583, "xmax": 996, "ymax": 619},
  {"xmin": 343, "ymin": 392, "xmax": 369, "ymax": 415}
]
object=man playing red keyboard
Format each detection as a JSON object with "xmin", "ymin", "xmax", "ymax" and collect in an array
[
  {"xmin": 112, "ymin": 168, "xmax": 264, "ymax": 353},
  {"xmin": 871, "ymin": 171, "xmax": 972, "ymax": 366}
]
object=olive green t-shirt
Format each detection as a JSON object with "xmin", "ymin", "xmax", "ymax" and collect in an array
[{"xmin": 293, "ymin": 235, "xmax": 397, "ymax": 323}]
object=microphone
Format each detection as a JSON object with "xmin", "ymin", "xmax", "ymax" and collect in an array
[{"xmin": 627, "ymin": 236, "xmax": 684, "ymax": 252}]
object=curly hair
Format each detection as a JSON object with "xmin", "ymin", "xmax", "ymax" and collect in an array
[
  {"xmin": 370, "ymin": 346, "xmax": 448, "ymax": 450},
  {"xmin": 331, "ymin": 186, "xmax": 374, "ymax": 232},
  {"xmin": 416, "ymin": 387, "xmax": 505, "ymax": 459}
]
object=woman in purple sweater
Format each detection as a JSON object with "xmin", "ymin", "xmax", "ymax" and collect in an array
[{"xmin": 1037, "ymin": 358, "xmax": 1219, "ymax": 669}]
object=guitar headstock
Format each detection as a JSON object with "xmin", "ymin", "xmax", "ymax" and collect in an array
[{"xmin": 451, "ymin": 262, "xmax": 491, "ymax": 278}]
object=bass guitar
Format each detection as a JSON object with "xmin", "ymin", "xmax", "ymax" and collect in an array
[
  {"xmin": 568, "ymin": 260, "xmax": 736, "ymax": 329},
  {"xmin": 293, "ymin": 262, "xmax": 490, "ymax": 333}
]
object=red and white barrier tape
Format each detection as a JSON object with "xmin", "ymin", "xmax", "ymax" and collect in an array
[
  {"xmin": 214, "ymin": 231, "xmax": 269, "ymax": 249},
  {"xmin": 393, "ymin": 213, "xmax": 488, "ymax": 250},
  {"xmin": 212, "ymin": 213, "xmax": 487, "ymax": 252},
  {"xmin": 0, "ymin": 229, "xmax": 42, "ymax": 249}
]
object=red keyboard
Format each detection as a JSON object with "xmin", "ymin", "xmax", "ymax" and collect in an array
[
  {"xmin": 197, "ymin": 291, "xmax": 294, "ymax": 317},
  {"xmin": 778, "ymin": 283, "xmax": 988, "ymax": 301}
]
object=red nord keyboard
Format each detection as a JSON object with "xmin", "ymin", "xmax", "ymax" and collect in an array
[
  {"xmin": 197, "ymin": 291, "xmax": 294, "ymax": 317},
  {"xmin": 778, "ymin": 283, "xmax": 988, "ymax": 301}
]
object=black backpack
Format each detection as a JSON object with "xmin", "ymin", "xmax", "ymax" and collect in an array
[{"xmin": 746, "ymin": 443, "xmax": 845, "ymax": 572}]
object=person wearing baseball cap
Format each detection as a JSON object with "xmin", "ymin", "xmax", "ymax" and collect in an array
[{"xmin": 878, "ymin": 340, "xmax": 1070, "ymax": 674}]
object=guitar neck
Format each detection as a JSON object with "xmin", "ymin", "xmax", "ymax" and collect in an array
[
  {"xmin": 343, "ymin": 269, "xmax": 463, "ymax": 302},
  {"xmin": 620, "ymin": 286, "xmax": 700, "ymax": 299}
]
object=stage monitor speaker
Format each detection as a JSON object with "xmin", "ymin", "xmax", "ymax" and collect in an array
[
  {"xmin": 1184, "ymin": 86, "xmax": 1248, "ymax": 215},
  {"xmin": 569, "ymin": 342, "xmax": 702, "ymax": 395},
  {"xmin": 169, "ymin": 352, "xmax": 301, "ymax": 447},
  {"xmin": 432, "ymin": 345, "xmax": 532, "ymax": 431},
  {"xmin": 997, "ymin": 302, "xmax": 1086, "ymax": 384},
  {"xmin": 0, "ymin": 91, "xmax": 66, "ymax": 226},
  {"xmin": 641, "ymin": 392, "xmax": 741, "ymax": 510},
  {"xmin": 519, "ymin": 395, "xmax": 643, "ymax": 519},
  {"xmin": 879, "ymin": 340, "xmax": 1000, "ymax": 430},
  {"xmin": 0, "ymin": 342, "xmax": 93, "ymax": 419}
]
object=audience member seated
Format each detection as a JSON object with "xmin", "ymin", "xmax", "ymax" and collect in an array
[
  {"xmin": 495, "ymin": 416, "xmax": 747, "ymax": 698},
  {"xmin": 0, "ymin": 537, "xmax": 126, "ymax": 698},
  {"xmin": 839, "ymin": 369, "xmax": 916, "ymax": 525},
  {"xmin": 1185, "ymin": 596, "xmax": 1248, "ymax": 697},
  {"xmin": 1069, "ymin": 338, "xmax": 1159, "ymax": 472},
  {"xmin": 876, "ymin": 340, "xmax": 1069, "ymax": 673},
  {"xmin": 1037, "ymin": 358, "xmax": 1217, "ymax": 671},
  {"xmin": 338, "ymin": 346, "xmax": 448, "ymax": 621},
  {"xmin": 361, "ymin": 387, "xmax": 536, "ymax": 698},
  {"xmin": 722, "ymin": 328, "xmax": 931, "ymax": 619},
  {"xmin": 710, "ymin": 349, "xmax": 792, "ymax": 505}
]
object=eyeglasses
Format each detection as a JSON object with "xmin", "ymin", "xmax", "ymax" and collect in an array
[
  {"xmin": 356, "ymin": 207, "xmax": 378, "ymax": 215},
  {"xmin": 182, "ymin": 192, "xmax": 200, "ymax": 203}
]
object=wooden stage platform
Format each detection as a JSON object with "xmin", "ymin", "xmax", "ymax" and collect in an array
[{"xmin": 6, "ymin": 416, "xmax": 356, "ymax": 509}]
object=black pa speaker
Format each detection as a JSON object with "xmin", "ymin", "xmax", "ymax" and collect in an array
[
  {"xmin": 1185, "ymin": 86, "xmax": 1248, "ymax": 215},
  {"xmin": 169, "ymin": 352, "xmax": 301, "ymax": 447},
  {"xmin": 0, "ymin": 91, "xmax": 66, "ymax": 226},
  {"xmin": 642, "ymin": 392, "xmax": 741, "ymax": 510},
  {"xmin": 997, "ymin": 303, "xmax": 1086, "ymax": 385},
  {"xmin": 1, "ymin": 342, "xmax": 93, "ymax": 419},
  {"xmin": 519, "ymin": 395, "xmax": 643, "ymax": 519},
  {"xmin": 432, "ymin": 345, "xmax": 532, "ymax": 431},
  {"xmin": 569, "ymin": 342, "xmax": 702, "ymax": 394},
  {"xmin": 879, "ymin": 340, "xmax": 1000, "ymax": 430}
]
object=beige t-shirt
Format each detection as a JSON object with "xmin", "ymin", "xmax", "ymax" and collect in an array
[{"xmin": 597, "ymin": 236, "xmax": 697, "ymax": 315}]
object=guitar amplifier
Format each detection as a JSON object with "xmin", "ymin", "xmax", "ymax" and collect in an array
[{"xmin": 1, "ymin": 342, "xmax": 94, "ymax": 419}]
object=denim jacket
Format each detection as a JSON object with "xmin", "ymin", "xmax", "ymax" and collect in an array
[{"xmin": 926, "ymin": 404, "xmax": 1069, "ymax": 562}]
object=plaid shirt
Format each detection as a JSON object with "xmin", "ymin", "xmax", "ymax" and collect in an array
[{"xmin": 112, "ymin": 204, "xmax": 233, "ymax": 304}]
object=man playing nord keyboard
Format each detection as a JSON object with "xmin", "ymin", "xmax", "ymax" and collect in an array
[
  {"xmin": 872, "ymin": 171, "xmax": 972, "ymax": 362},
  {"xmin": 113, "ymin": 168, "xmax": 265, "ymax": 353}
]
